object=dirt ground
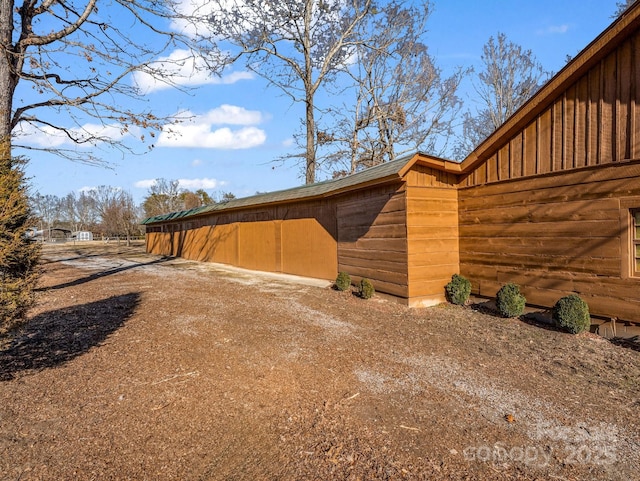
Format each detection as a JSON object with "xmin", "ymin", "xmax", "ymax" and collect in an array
[{"xmin": 1, "ymin": 243, "xmax": 639, "ymax": 481}]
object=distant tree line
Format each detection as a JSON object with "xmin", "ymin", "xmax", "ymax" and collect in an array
[{"xmin": 29, "ymin": 180, "xmax": 235, "ymax": 242}]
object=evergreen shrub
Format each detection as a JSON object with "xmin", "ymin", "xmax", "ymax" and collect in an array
[
  {"xmin": 445, "ymin": 274, "xmax": 471, "ymax": 305},
  {"xmin": 0, "ymin": 158, "xmax": 41, "ymax": 337},
  {"xmin": 359, "ymin": 278, "xmax": 375, "ymax": 299},
  {"xmin": 553, "ymin": 294, "xmax": 591, "ymax": 334},
  {"xmin": 496, "ymin": 283, "xmax": 526, "ymax": 318},
  {"xmin": 334, "ymin": 271, "xmax": 351, "ymax": 291}
]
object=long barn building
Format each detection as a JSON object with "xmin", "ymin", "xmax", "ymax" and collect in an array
[{"xmin": 144, "ymin": 5, "xmax": 640, "ymax": 323}]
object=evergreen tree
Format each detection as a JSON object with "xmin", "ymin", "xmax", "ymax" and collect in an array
[{"xmin": 0, "ymin": 158, "xmax": 40, "ymax": 337}]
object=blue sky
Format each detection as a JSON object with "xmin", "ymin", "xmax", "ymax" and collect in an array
[{"xmin": 24, "ymin": 0, "xmax": 621, "ymax": 204}]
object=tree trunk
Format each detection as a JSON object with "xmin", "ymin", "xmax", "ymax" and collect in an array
[
  {"xmin": 305, "ymin": 96, "xmax": 315, "ymax": 184},
  {"xmin": 303, "ymin": 1, "xmax": 315, "ymax": 185},
  {"xmin": 0, "ymin": 0, "xmax": 16, "ymax": 171}
]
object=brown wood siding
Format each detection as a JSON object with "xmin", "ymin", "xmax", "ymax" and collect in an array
[
  {"xmin": 146, "ymin": 199, "xmax": 338, "ymax": 281},
  {"xmin": 459, "ymin": 161, "xmax": 640, "ymax": 322},
  {"xmin": 281, "ymin": 219, "xmax": 338, "ymax": 279},
  {"xmin": 337, "ymin": 183, "xmax": 409, "ymax": 298},
  {"xmin": 464, "ymin": 30, "xmax": 640, "ymax": 186},
  {"xmin": 406, "ymin": 185, "xmax": 459, "ymax": 305}
]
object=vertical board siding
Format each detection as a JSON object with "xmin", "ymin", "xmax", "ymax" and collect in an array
[
  {"xmin": 538, "ymin": 109, "xmax": 553, "ymax": 174},
  {"xmin": 565, "ymin": 86, "xmax": 576, "ymax": 169},
  {"xmin": 465, "ymin": 31, "xmax": 640, "ymax": 186},
  {"xmin": 634, "ymin": 33, "xmax": 640, "ymax": 157},
  {"xmin": 459, "ymin": 162, "xmax": 640, "ymax": 321},
  {"xmin": 575, "ymin": 77, "xmax": 588, "ymax": 169}
]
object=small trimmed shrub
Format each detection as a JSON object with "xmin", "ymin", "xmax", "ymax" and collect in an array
[
  {"xmin": 496, "ymin": 283, "xmax": 526, "ymax": 318},
  {"xmin": 359, "ymin": 278, "xmax": 375, "ymax": 299},
  {"xmin": 445, "ymin": 274, "xmax": 471, "ymax": 305},
  {"xmin": 553, "ymin": 294, "xmax": 591, "ymax": 334},
  {"xmin": 334, "ymin": 271, "xmax": 351, "ymax": 291}
]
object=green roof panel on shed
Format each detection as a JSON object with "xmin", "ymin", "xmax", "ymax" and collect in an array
[{"xmin": 142, "ymin": 153, "xmax": 427, "ymax": 225}]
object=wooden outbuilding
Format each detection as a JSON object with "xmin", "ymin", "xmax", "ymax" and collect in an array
[
  {"xmin": 144, "ymin": 5, "xmax": 640, "ymax": 323},
  {"xmin": 144, "ymin": 154, "xmax": 460, "ymax": 307}
]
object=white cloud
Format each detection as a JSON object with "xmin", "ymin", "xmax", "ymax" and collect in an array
[
  {"xmin": 177, "ymin": 178, "xmax": 226, "ymax": 190},
  {"xmin": 14, "ymin": 105, "xmax": 268, "ymax": 151},
  {"xmin": 134, "ymin": 179, "xmax": 157, "ymax": 189},
  {"xmin": 204, "ymin": 104, "xmax": 268, "ymax": 125},
  {"xmin": 191, "ymin": 158, "xmax": 203, "ymax": 166},
  {"xmin": 132, "ymin": 49, "xmax": 253, "ymax": 93},
  {"xmin": 157, "ymin": 106, "xmax": 267, "ymax": 149},
  {"xmin": 158, "ymin": 126, "xmax": 266, "ymax": 149},
  {"xmin": 134, "ymin": 178, "xmax": 226, "ymax": 190},
  {"xmin": 536, "ymin": 24, "xmax": 570, "ymax": 35}
]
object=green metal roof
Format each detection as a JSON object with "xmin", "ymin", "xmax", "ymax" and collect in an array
[{"xmin": 141, "ymin": 153, "xmax": 418, "ymax": 225}]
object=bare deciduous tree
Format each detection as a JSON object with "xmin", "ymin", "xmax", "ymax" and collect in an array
[
  {"xmin": 100, "ymin": 190, "xmax": 139, "ymax": 246},
  {"xmin": 321, "ymin": 1, "xmax": 465, "ymax": 174},
  {"xmin": 454, "ymin": 33, "xmax": 547, "ymax": 158},
  {"xmin": 142, "ymin": 179, "xmax": 184, "ymax": 218},
  {"xmin": 206, "ymin": 0, "xmax": 375, "ymax": 184},
  {"xmin": 75, "ymin": 192, "xmax": 99, "ymax": 231},
  {"xmin": 30, "ymin": 193, "xmax": 62, "ymax": 231},
  {"xmin": 0, "ymin": 1, "xmax": 218, "ymax": 327},
  {"xmin": 0, "ymin": 0, "xmax": 216, "ymax": 169},
  {"xmin": 613, "ymin": 0, "xmax": 638, "ymax": 17},
  {"xmin": 141, "ymin": 180, "xmax": 219, "ymax": 217}
]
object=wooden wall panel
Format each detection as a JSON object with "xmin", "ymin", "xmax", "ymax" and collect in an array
[
  {"xmin": 524, "ymin": 121, "xmax": 537, "ymax": 176},
  {"xmin": 337, "ymin": 184, "xmax": 409, "ymax": 298},
  {"xmin": 405, "ymin": 164, "xmax": 459, "ymax": 188},
  {"xmin": 575, "ymin": 77, "xmax": 588, "ymax": 168},
  {"xmin": 588, "ymin": 66, "xmax": 600, "ymax": 165},
  {"xmin": 459, "ymin": 161, "xmax": 640, "ymax": 322},
  {"xmin": 602, "ymin": 54, "xmax": 617, "ymax": 164},
  {"xmin": 552, "ymin": 97, "xmax": 565, "ymax": 171},
  {"xmin": 618, "ymin": 40, "xmax": 632, "ymax": 160},
  {"xmin": 538, "ymin": 109, "xmax": 553, "ymax": 174},
  {"xmin": 406, "ymin": 186, "xmax": 459, "ymax": 304},
  {"xmin": 633, "ymin": 34, "xmax": 640, "ymax": 158},
  {"xmin": 237, "ymin": 221, "xmax": 282, "ymax": 272},
  {"xmin": 510, "ymin": 134, "xmax": 523, "ymax": 178},
  {"xmin": 565, "ymin": 86, "xmax": 576, "ymax": 169},
  {"xmin": 204, "ymin": 224, "xmax": 238, "ymax": 265},
  {"xmin": 146, "ymin": 232, "xmax": 169, "ymax": 256},
  {"xmin": 281, "ymin": 219, "xmax": 337, "ymax": 279},
  {"xmin": 487, "ymin": 153, "xmax": 499, "ymax": 182},
  {"xmin": 499, "ymin": 144, "xmax": 510, "ymax": 179}
]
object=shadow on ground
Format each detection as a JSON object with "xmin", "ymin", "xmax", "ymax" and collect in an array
[
  {"xmin": 38, "ymin": 256, "xmax": 171, "ymax": 291},
  {"xmin": 0, "ymin": 292, "xmax": 140, "ymax": 381}
]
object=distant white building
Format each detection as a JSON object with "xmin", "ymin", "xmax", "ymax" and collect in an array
[{"xmin": 74, "ymin": 231, "xmax": 94, "ymax": 241}]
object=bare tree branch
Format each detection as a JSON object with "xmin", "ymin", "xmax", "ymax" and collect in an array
[
  {"xmin": 453, "ymin": 33, "xmax": 548, "ymax": 158},
  {"xmin": 0, "ymin": 0, "xmax": 225, "ymax": 167},
  {"xmin": 206, "ymin": 0, "xmax": 374, "ymax": 183},
  {"xmin": 317, "ymin": 0, "xmax": 466, "ymax": 174}
]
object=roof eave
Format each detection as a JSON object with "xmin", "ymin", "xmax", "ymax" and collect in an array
[{"xmin": 398, "ymin": 152, "xmax": 463, "ymax": 178}]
